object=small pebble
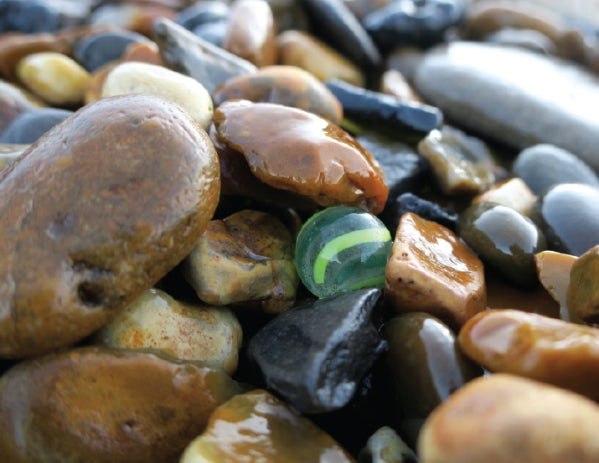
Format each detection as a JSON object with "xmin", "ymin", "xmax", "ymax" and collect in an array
[
  {"xmin": 535, "ymin": 250, "xmax": 579, "ymax": 322},
  {"xmin": 0, "ymin": 78, "xmax": 44, "ymax": 133},
  {"xmin": 176, "ymin": 0, "xmax": 230, "ymax": 31},
  {"xmin": 567, "ymin": 244, "xmax": 599, "ymax": 324},
  {"xmin": 0, "ymin": 107, "xmax": 73, "ymax": 144},
  {"xmin": 472, "ymin": 177, "xmax": 537, "ymax": 217},
  {"xmin": 358, "ymin": 426, "xmax": 417, "ymax": 463},
  {"xmin": 382, "ymin": 192, "xmax": 458, "ymax": 233},
  {"xmin": 74, "ymin": 30, "xmax": 150, "ymax": 72}
]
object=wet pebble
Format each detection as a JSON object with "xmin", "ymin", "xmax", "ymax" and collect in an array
[
  {"xmin": 535, "ymin": 250, "xmax": 577, "ymax": 321},
  {"xmin": 0, "ymin": 107, "xmax": 73, "ymax": 144},
  {"xmin": 472, "ymin": 177, "xmax": 537, "ymax": 217},
  {"xmin": 382, "ymin": 192, "xmax": 458, "ymax": 234},
  {"xmin": 74, "ymin": 30, "xmax": 150, "ymax": 72},
  {"xmin": 567, "ymin": 244, "xmax": 599, "ymax": 324}
]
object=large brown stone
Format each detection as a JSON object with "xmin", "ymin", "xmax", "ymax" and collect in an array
[{"xmin": 0, "ymin": 94, "xmax": 220, "ymax": 358}]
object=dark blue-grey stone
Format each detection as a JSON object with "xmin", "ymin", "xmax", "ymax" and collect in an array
[
  {"xmin": 192, "ymin": 20, "xmax": 228, "ymax": 46},
  {"xmin": 383, "ymin": 192, "xmax": 458, "ymax": 235},
  {"xmin": 532, "ymin": 183, "xmax": 599, "ymax": 256},
  {"xmin": 0, "ymin": 0, "xmax": 61, "ymax": 33},
  {"xmin": 0, "ymin": 109, "xmax": 73, "ymax": 144},
  {"xmin": 513, "ymin": 144, "xmax": 599, "ymax": 195},
  {"xmin": 74, "ymin": 31, "xmax": 150, "ymax": 72},
  {"xmin": 176, "ymin": 1, "xmax": 229, "ymax": 31},
  {"xmin": 413, "ymin": 41, "xmax": 599, "ymax": 173},
  {"xmin": 153, "ymin": 18, "xmax": 257, "ymax": 96},
  {"xmin": 247, "ymin": 288, "xmax": 386, "ymax": 414}
]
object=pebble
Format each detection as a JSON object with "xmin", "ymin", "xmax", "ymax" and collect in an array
[
  {"xmin": 379, "ymin": 68, "xmax": 421, "ymax": 103},
  {"xmin": 382, "ymin": 192, "xmax": 458, "ymax": 234},
  {"xmin": 414, "ymin": 41, "xmax": 599, "ymax": 173},
  {"xmin": 0, "ymin": 143, "xmax": 27, "ymax": 173},
  {"xmin": 513, "ymin": 143, "xmax": 599, "ymax": 194},
  {"xmin": 0, "ymin": 107, "xmax": 73, "ymax": 144},
  {"xmin": 472, "ymin": 177, "xmax": 537, "ymax": 217},
  {"xmin": 0, "ymin": 0, "xmax": 62, "ymax": 34},
  {"xmin": 89, "ymin": 2, "xmax": 176, "ymax": 37},
  {"xmin": 384, "ymin": 212, "xmax": 486, "ymax": 328},
  {"xmin": 94, "ymin": 288, "xmax": 243, "ymax": 374},
  {"xmin": 459, "ymin": 309, "xmax": 599, "ymax": 401},
  {"xmin": 180, "ymin": 389, "xmax": 355, "ymax": 462},
  {"xmin": 417, "ymin": 373, "xmax": 599, "ymax": 463},
  {"xmin": 183, "ymin": 209, "xmax": 298, "ymax": 313},
  {"xmin": 102, "ymin": 61, "xmax": 213, "ymax": 130},
  {"xmin": 176, "ymin": 0, "xmax": 230, "ymax": 31},
  {"xmin": 358, "ymin": 426, "xmax": 417, "ymax": 463},
  {"xmin": 0, "ymin": 347, "xmax": 241, "ymax": 463},
  {"xmin": 567, "ymin": 244, "xmax": 599, "ymax": 324},
  {"xmin": 0, "ymin": 78, "xmax": 44, "ymax": 133},
  {"xmin": 73, "ymin": 30, "xmax": 150, "ymax": 72},
  {"xmin": 192, "ymin": 20, "xmax": 228, "ymax": 46},
  {"xmin": 248, "ymin": 288, "xmax": 386, "ymax": 413},
  {"xmin": 484, "ymin": 27, "xmax": 557, "ymax": 55},
  {"xmin": 0, "ymin": 94, "xmax": 220, "ymax": 358},
  {"xmin": 535, "ymin": 250, "xmax": 577, "ymax": 321}
]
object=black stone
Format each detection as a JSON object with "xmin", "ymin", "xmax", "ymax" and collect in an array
[
  {"xmin": 247, "ymin": 288, "xmax": 386, "ymax": 414},
  {"xmin": 0, "ymin": 0, "xmax": 61, "ymax": 33},
  {"xmin": 513, "ymin": 144, "xmax": 599, "ymax": 195},
  {"xmin": 74, "ymin": 31, "xmax": 150, "ymax": 72},
  {"xmin": 383, "ymin": 192, "xmax": 458, "ymax": 234},
  {"xmin": 363, "ymin": 0, "xmax": 466, "ymax": 50},
  {"xmin": 326, "ymin": 78, "xmax": 442, "ymax": 135},
  {"xmin": 0, "ymin": 108, "xmax": 73, "ymax": 144},
  {"xmin": 176, "ymin": 0, "xmax": 230, "ymax": 31}
]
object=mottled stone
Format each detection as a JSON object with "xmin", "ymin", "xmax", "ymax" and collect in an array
[
  {"xmin": 277, "ymin": 30, "xmax": 365, "ymax": 86},
  {"xmin": 74, "ymin": 30, "xmax": 150, "ymax": 72},
  {"xmin": 213, "ymin": 65, "xmax": 343, "ymax": 124},
  {"xmin": 0, "ymin": 79, "xmax": 44, "ymax": 133},
  {"xmin": 180, "ymin": 389, "xmax": 355, "ymax": 463},
  {"xmin": 472, "ymin": 177, "xmax": 537, "ymax": 217},
  {"xmin": 358, "ymin": 426, "xmax": 417, "ymax": 463},
  {"xmin": 154, "ymin": 17, "xmax": 257, "ymax": 95},
  {"xmin": 567, "ymin": 245, "xmax": 599, "ymax": 324},
  {"xmin": 213, "ymin": 100, "xmax": 388, "ymax": 214},
  {"xmin": 94, "ymin": 288, "xmax": 242, "ymax": 373},
  {"xmin": 0, "ymin": 347, "xmax": 241, "ymax": 463},
  {"xmin": 0, "ymin": 107, "xmax": 73, "ymax": 144},
  {"xmin": 459, "ymin": 309, "xmax": 599, "ymax": 401},
  {"xmin": 414, "ymin": 41, "xmax": 599, "ymax": 172},
  {"xmin": 248, "ymin": 289, "xmax": 386, "ymax": 413},
  {"xmin": 382, "ymin": 192, "xmax": 457, "ymax": 234},
  {"xmin": 418, "ymin": 374, "xmax": 599, "ymax": 463},
  {"xmin": 535, "ymin": 250, "xmax": 579, "ymax": 322},
  {"xmin": 0, "ymin": 94, "xmax": 220, "ymax": 358},
  {"xmin": 183, "ymin": 209, "xmax": 298, "ymax": 313},
  {"xmin": 385, "ymin": 212, "xmax": 486, "ymax": 328}
]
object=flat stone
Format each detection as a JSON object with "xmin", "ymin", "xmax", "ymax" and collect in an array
[{"xmin": 414, "ymin": 41, "xmax": 599, "ymax": 172}]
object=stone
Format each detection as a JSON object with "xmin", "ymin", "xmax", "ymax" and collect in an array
[
  {"xmin": 74, "ymin": 30, "xmax": 150, "ymax": 72},
  {"xmin": 535, "ymin": 250, "xmax": 578, "ymax": 322},
  {"xmin": 16, "ymin": 52, "xmax": 91, "ymax": 106},
  {"xmin": 0, "ymin": 94, "xmax": 220, "ymax": 358},
  {"xmin": 0, "ymin": 78, "xmax": 44, "ymax": 133},
  {"xmin": 414, "ymin": 41, "xmax": 599, "ymax": 173},
  {"xmin": 212, "ymin": 99, "xmax": 388, "ymax": 214},
  {"xmin": 180, "ymin": 389, "xmax": 355, "ymax": 463},
  {"xmin": 384, "ymin": 312, "xmax": 481, "ymax": 446},
  {"xmin": 102, "ymin": 61, "xmax": 213, "ymax": 130},
  {"xmin": 183, "ymin": 209, "xmax": 298, "ymax": 313},
  {"xmin": 384, "ymin": 212, "xmax": 486, "ymax": 328},
  {"xmin": 0, "ymin": 107, "xmax": 73, "ymax": 144},
  {"xmin": 0, "ymin": 347, "xmax": 241, "ymax": 463},
  {"xmin": 89, "ymin": 3, "xmax": 176, "ymax": 38},
  {"xmin": 176, "ymin": 0, "xmax": 229, "ymax": 31},
  {"xmin": 153, "ymin": 17, "xmax": 257, "ymax": 95},
  {"xmin": 267, "ymin": 0, "xmax": 311, "ymax": 32},
  {"xmin": 277, "ymin": 30, "xmax": 365, "ymax": 87},
  {"xmin": 213, "ymin": 65, "xmax": 343, "ymax": 124},
  {"xmin": 379, "ymin": 69, "xmax": 421, "ymax": 103},
  {"xmin": 358, "ymin": 426, "xmax": 417, "ymax": 463},
  {"xmin": 247, "ymin": 288, "xmax": 386, "ymax": 413},
  {"xmin": 472, "ymin": 177, "xmax": 537, "ymax": 217},
  {"xmin": 0, "ymin": 0, "xmax": 62, "ymax": 33},
  {"xmin": 513, "ymin": 143, "xmax": 599, "ymax": 195},
  {"xmin": 94, "ymin": 288, "xmax": 243, "ymax": 374},
  {"xmin": 192, "ymin": 20, "xmax": 228, "ymax": 46},
  {"xmin": 417, "ymin": 373, "xmax": 599, "ymax": 463},
  {"xmin": 484, "ymin": 28, "xmax": 557, "ymax": 56},
  {"xmin": 0, "ymin": 143, "xmax": 27, "ymax": 173},
  {"xmin": 531, "ymin": 183, "xmax": 599, "ymax": 256},
  {"xmin": 221, "ymin": 0, "xmax": 277, "ymax": 68},
  {"xmin": 458, "ymin": 202, "xmax": 547, "ymax": 287},
  {"xmin": 382, "ymin": 192, "xmax": 458, "ymax": 234},
  {"xmin": 567, "ymin": 244, "xmax": 599, "ymax": 324}
]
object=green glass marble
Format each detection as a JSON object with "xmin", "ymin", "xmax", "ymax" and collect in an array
[{"xmin": 295, "ymin": 206, "xmax": 393, "ymax": 298}]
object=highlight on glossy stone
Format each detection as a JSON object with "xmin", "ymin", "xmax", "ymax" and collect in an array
[{"xmin": 295, "ymin": 206, "xmax": 392, "ymax": 298}]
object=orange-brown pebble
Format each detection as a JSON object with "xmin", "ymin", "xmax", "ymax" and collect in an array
[
  {"xmin": 459, "ymin": 309, "xmax": 599, "ymax": 400},
  {"xmin": 213, "ymin": 99, "xmax": 388, "ymax": 214},
  {"xmin": 0, "ymin": 347, "xmax": 241, "ymax": 463},
  {"xmin": 384, "ymin": 212, "xmax": 486, "ymax": 328},
  {"xmin": 418, "ymin": 373, "xmax": 599, "ymax": 463},
  {"xmin": 567, "ymin": 244, "xmax": 599, "ymax": 324},
  {"xmin": 222, "ymin": 0, "xmax": 277, "ymax": 68},
  {"xmin": 180, "ymin": 389, "xmax": 355, "ymax": 463},
  {"xmin": 535, "ymin": 250, "xmax": 580, "ymax": 321},
  {"xmin": 472, "ymin": 177, "xmax": 537, "ymax": 217},
  {"xmin": 380, "ymin": 69, "xmax": 421, "ymax": 103}
]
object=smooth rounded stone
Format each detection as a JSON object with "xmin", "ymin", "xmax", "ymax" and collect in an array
[
  {"xmin": 379, "ymin": 69, "xmax": 421, "ymax": 103},
  {"xmin": 74, "ymin": 30, "xmax": 150, "ymax": 72},
  {"xmin": 94, "ymin": 288, "xmax": 243, "ymax": 374},
  {"xmin": 472, "ymin": 177, "xmax": 537, "ymax": 217},
  {"xmin": 299, "ymin": 0, "xmax": 382, "ymax": 69},
  {"xmin": 0, "ymin": 79, "xmax": 44, "ymax": 133},
  {"xmin": 0, "ymin": 94, "xmax": 220, "ymax": 358},
  {"xmin": 326, "ymin": 79, "xmax": 443, "ymax": 136},
  {"xmin": 295, "ymin": 207, "xmax": 392, "ymax": 298},
  {"xmin": 0, "ymin": 0, "xmax": 61, "ymax": 33},
  {"xmin": 0, "ymin": 107, "xmax": 73, "ymax": 144},
  {"xmin": 0, "ymin": 347, "xmax": 241, "ymax": 463},
  {"xmin": 176, "ymin": 0, "xmax": 230, "ymax": 31},
  {"xmin": 513, "ymin": 143, "xmax": 599, "ymax": 195},
  {"xmin": 414, "ymin": 41, "xmax": 599, "ymax": 173},
  {"xmin": 459, "ymin": 309, "xmax": 599, "ymax": 401},
  {"xmin": 484, "ymin": 28, "xmax": 557, "ymax": 56},
  {"xmin": 532, "ymin": 183, "xmax": 599, "ymax": 256},
  {"xmin": 154, "ymin": 17, "xmax": 257, "ymax": 95},
  {"xmin": 213, "ymin": 65, "xmax": 343, "ymax": 124},
  {"xmin": 277, "ymin": 30, "xmax": 365, "ymax": 87},
  {"xmin": 102, "ymin": 61, "xmax": 213, "ymax": 130},
  {"xmin": 567, "ymin": 244, "xmax": 599, "ymax": 324},
  {"xmin": 363, "ymin": 0, "xmax": 466, "ymax": 50},
  {"xmin": 16, "ymin": 52, "xmax": 91, "ymax": 106},
  {"xmin": 221, "ymin": 0, "xmax": 277, "ymax": 68},
  {"xmin": 358, "ymin": 426, "xmax": 417, "ymax": 463},
  {"xmin": 417, "ymin": 373, "xmax": 599, "ymax": 463},
  {"xmin": 248, "ymin": 288, "xmax": 386, "ymax": 413},
  {"xmin": 213, "ymin": 99, "xmax": 389, "ymax": 214},
  {"xmin": 183, "ymin": 209, "xmax": 298, "ymax": 313},
  {"xmin": 384, "ymin": 313, "xmax": 481, "ymax": 446},
  {"xmin": 384, "ymin": 212, "xmax": 486, "ymax": 328},
  {"xmin": 192, "ymin": 19, "xmax": 228, "ymax": 46},
  {"xmin": 458, "ymin": 202, "xmax": 546, "ymax": 287},
  {"xmin": 417, "ymin": 127, "xmax": 496, "ymax": 195},
  {"xmin": 267, "ymin": 0, "xmax": 311, "ymax": 31},
  {"xmin": 88, "ymin": 3, "xmax": 177, "ymax": 38},
  {"xmin": 0, "ymin": 143, "xmax": 27, "ymax": 173},
  {"xmin": 535, "ymin": 250, "xmax": 580, "ymax": 322},
  {"xmin": 181, "ymin": 389, "xmax": 355, "ymax": 463},
  {"xmin": 382, "ymin": 192, "xmax": 458, "ymax": 234}
]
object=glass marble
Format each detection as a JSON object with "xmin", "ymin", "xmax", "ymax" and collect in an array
[{"xmin": 295, "ymin": 206, "xmax": 393, "ymax": 298}]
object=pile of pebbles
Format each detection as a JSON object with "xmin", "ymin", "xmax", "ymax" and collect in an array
[{"xmin": 2, "ymin": 0, "xmax": 599, "ymax": 462}]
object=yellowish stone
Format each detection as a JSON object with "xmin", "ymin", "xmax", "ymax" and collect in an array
[{"xmin": 472, "ymin": 177, "xmax": 537, "ymax": 217}]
